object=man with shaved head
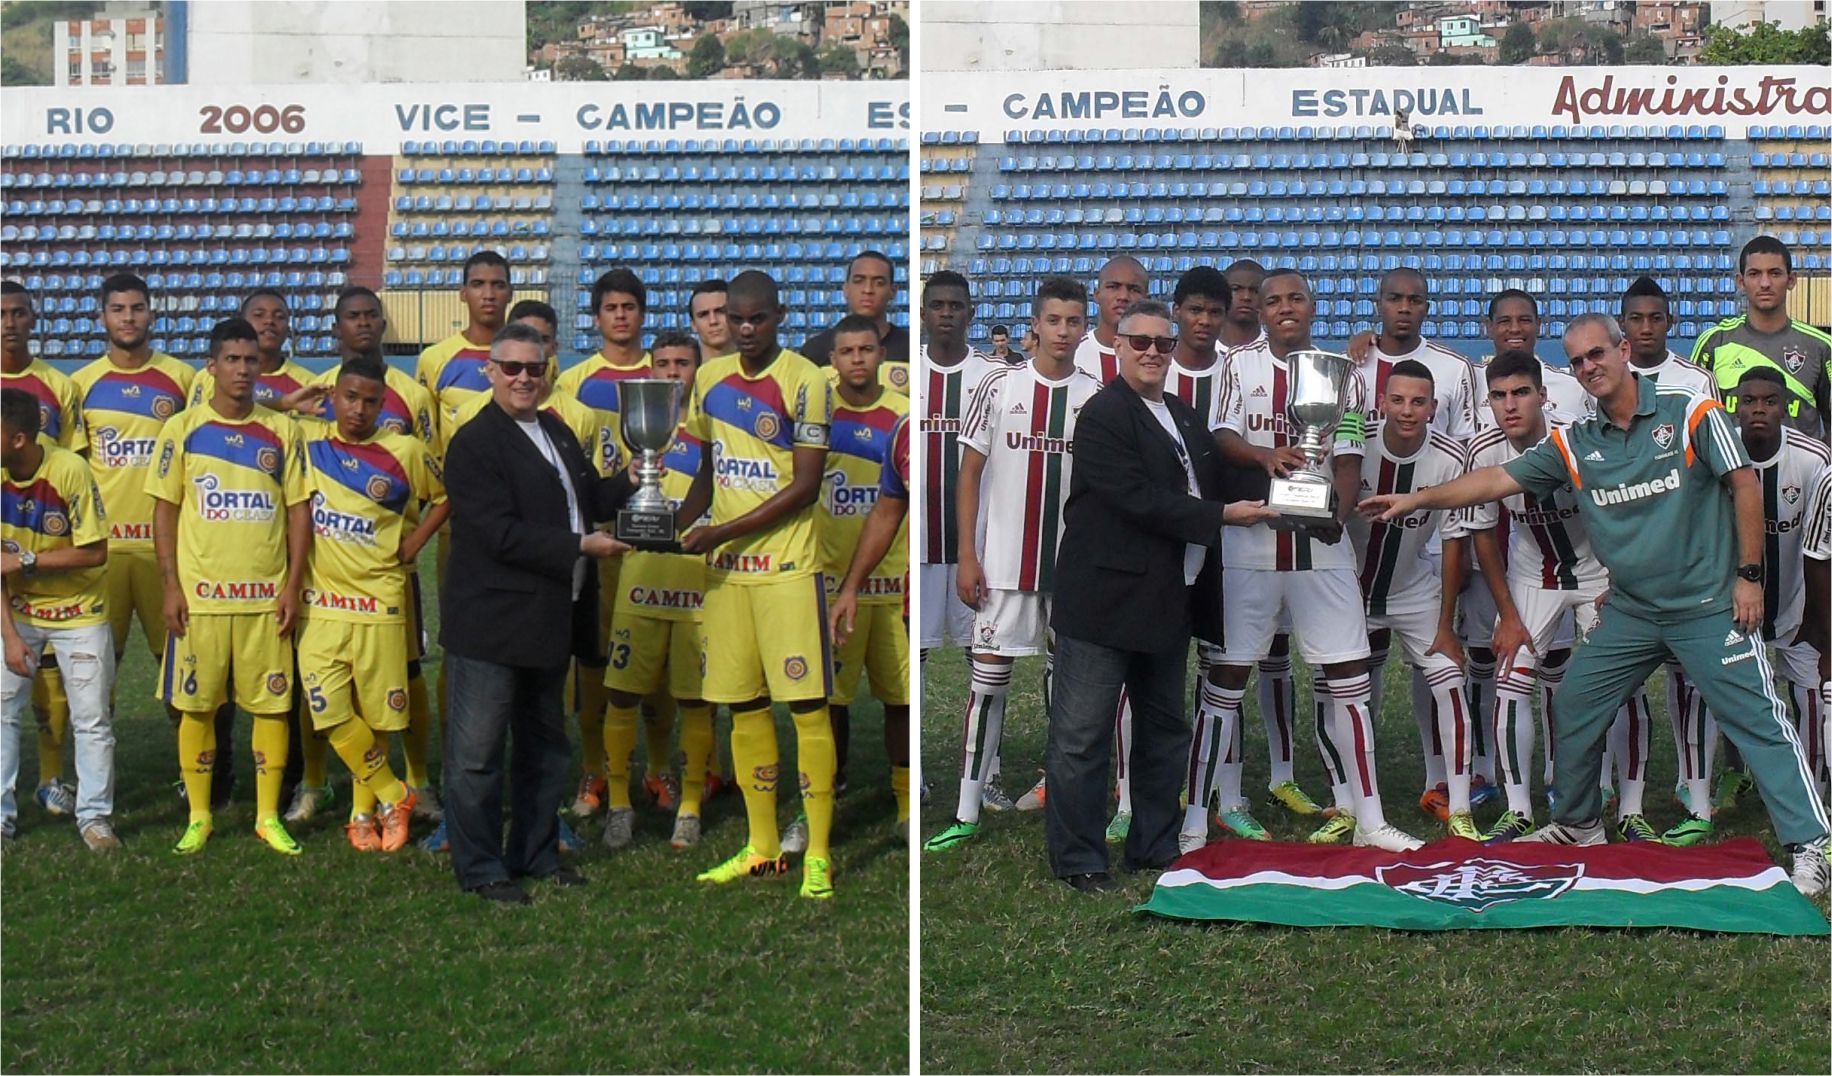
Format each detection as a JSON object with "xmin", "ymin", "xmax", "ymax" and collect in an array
[{"xmin": 1074, "ymin": 255, "xmax": 1148, "ymax": 385}]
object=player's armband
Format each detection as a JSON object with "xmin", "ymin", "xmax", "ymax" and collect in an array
[{"xmin": 794, "ymin": 422, "xmax": 830, "ymax": 447}]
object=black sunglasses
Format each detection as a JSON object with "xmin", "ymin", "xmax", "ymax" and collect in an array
[
  {"xmin": 1123, "ymin": 334, "xmax": 1178, "ymax": 355},
  {"xmin": 491, "ymin": 358, "xmax": 547, "ymax": 379}
]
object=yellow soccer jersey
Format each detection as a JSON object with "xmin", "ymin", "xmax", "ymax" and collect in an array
[
  {"xmin": 414, "ymin": 331, "xmax": 494, "ymax": 441},
  {"xmin": 301, "ymin": 427, "xmax": 446, "ymax": 625},
  {"xmin": 145, "ymin": 403, "xmax": 309, "ymax": 616},
  {"xmin": 70, "ymin": 352, "xmax": 194, "ymax": 552},
  {"xmin": 555, "ymin": 350, "xmax": 653, "ymax": 476},
  {"xmin": 2, "ymin": 443, "xmax": 108, "ymax": 628},
  {"xmin": 614, "ymin": 427, "xmax": 708, "ymax": 623},
  {"xmin": 684, "ymin": 348, "xmax": 831, "ymax": 585},
  {"xmin": 4, "ymin": 359, "xmax": 87, "ymax": 452},
  {"xmin": 452, "ymin": 390, "xmax": 610, "ymax": 475},
  {"xmin": 189, "ymin": 358, "xmax": 321, "ymax": 419},
  {"xmin": 820, "ymin": 389, "xmax": 910, "ymax": 606},
  {"xmin": 310, "ymin": 362, "xmax": 439, "ymax": 455},
  {"xmin": 825, "ymin": 362, "xmax": 912, "ymax": 399}
]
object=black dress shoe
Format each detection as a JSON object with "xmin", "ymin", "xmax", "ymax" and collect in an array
[
  {"xmin": 1063, "ymin": 871, "xmax": 1121, "ymax": 893},
  {"xmin": 471, "ymin": 879, "xmax": 532, "ymax": 905}
]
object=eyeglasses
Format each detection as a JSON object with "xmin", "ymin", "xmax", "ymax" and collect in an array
[
  {"xmin": 491, "ymin": 358, "xmax": 547, "ymax": 379},
  {"xmin": 1568, "ymin": 345, "xmax": 1611, "ymax": 369},
  {"xmin": 1122, "ymin": 334, "xmax": 1178, "ymax": 355}
]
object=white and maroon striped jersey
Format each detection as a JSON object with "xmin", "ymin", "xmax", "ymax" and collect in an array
[
  {"xmin": 1166, "ymin": 353, "xmax": 1226, "ymax": 422},
  {"xmin": 1348, "ymin": 422, "xmax": 1471, "ymax": 615},
  {"xmin": 1464, "ymin": 416, "xmax": 1607, "ymax": 593},
  {"xmin": 1630, "ymin": 350, "xmax": 1720, "ymax": 402},
  {"xmin": 1474, "ymin": 354, "xmax": 1592, "ymax": 432},
  {"xmin": 1753, "ymin": 426, "xmax": 1832, "ymax": 641},
  {"xmin": 920, "ymin": 344, "xmax": 1007, "ymax": 567},
  {"xmin": 1073, "ymin": 333, "xmax": 1120, "ymax": 385},
  {"xmin": 1801, "ymin": 462, "xmax": 1832, "ymax": 563},
  {"xmin": 1210, "ymin": 338, "xmax": 1368, "ymax": 572},
  {"xmin": 1358, "ymin": 337, "xmax": 1480, "ymax": 440},
  {"xmin": 958, "ymin": 360, "xmax": 1101, "ymax": 592}
]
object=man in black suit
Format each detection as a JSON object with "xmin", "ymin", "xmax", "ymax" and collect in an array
[
  {"xmin": 1046, "ymin": 301, "xmax": 1273, "ymax": 892},
  {"xmin": 440, "ymin": 322, "xmax": 636, "ymax": 903}
]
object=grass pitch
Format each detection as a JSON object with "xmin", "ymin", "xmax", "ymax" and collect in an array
[
  {"xmin": 919, "ymin": 650, "xmax": 1831, "ymax": 1074},
  {"xmin": 1, "ymin": 549, "xmax": 909, "ymax": 1074}
]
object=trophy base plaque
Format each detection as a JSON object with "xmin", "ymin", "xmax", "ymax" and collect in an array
[
  {"xmin": 616, "ymin": 508, "xmax": 681, "ymax": 553},
  {"xmin": 1267, "ymin": 474, "xmax": 1337, "ymax": 532}
]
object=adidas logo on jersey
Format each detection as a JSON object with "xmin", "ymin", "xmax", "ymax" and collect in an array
[
  {"xmin": 1010, "ymin": 402, "xmax": 1027, "ymax": 414},
  {"xmin": 1584, "ymin": 450, "xmax": 1604, "ymax": 461},
  {"xmin": 1251, "ymin": 386, "xmax": 1268, "ymax": 397}
]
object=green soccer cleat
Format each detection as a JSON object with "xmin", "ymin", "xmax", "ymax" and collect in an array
[
  {"xmin": 1104, "ymin": 811, "xmax": 1132, "ymax": 844},
  {"xmin": 695, "ymin": 843, "xmax": 789, "ymax": 884},
  {"xmin": 1268, "ymin": 780, "xmax": 1325, "ymax": 817},
  {"xmin": 172, "ymin": 818, "xmax": 213, "ymax": 856},
  {"xmin": 283, "ymin": 784, "xmax": 335, "ymax": 824},
  {"xmin": 1306, "ymin": 812, "xmax": 1356, "ymax": 845},
  {"xmin": 1482, "ymin": 810, "xmax": 1536, "ymax": 844},
  {"xmin": 1713, "ymin": 770, "xmax": 1754, "ymax": 814},
  {"xmin": 1218, "ymin": 808, "xmax": 1272, "ymax": 841},
  {"xmin": 922, "ymin": 819, "xmax": 980, "ymax": 852},
  {"xmin": 1616, "ymin": 814, "xmax": 1660, "ymax": 843},
  {"xmin": 1447, "ymin": 811, "xmax": 1482, "ymax": 841},
  {"xmin": 800, "ymin": 855, "xmax": 835, "ymax": 901},
  {"xmin": 1662, "ymin": 813, "xmax": 1715, "ymax": 847},
  {"xmin": 253, "ymin": 816, "xmax": 303, "ymax": 856}
]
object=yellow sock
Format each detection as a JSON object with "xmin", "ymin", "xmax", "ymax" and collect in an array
[
  {"xmin": 677, "ymin": 702, "xmax": 713, "ymax": 816},
  {"xmin": 177, "ymin": 712, "xmax": 216, "ymax": 823},
  {"xmin": 791, "ymin": 705, "xmax": 837, "ymax": 861},
  {"xmin": 301, "ymin": 713, "xmax": 330, "ymax": 789},
  {"xmin": 403, "ymin": 669, "xmax": 432, "ymax": 789},
  {"xmin": 252, "ymin": 716, "xmax": 290, "ymax": 823},
  {"xmin": 32, "ymin": 665, "xmax": 69, "ymax": 786},
  {"xmin": 730, "ymin": 704, "xmax": 781, "ymax": 858},
  {"xmin": 328, "ymin": 719, "xmax": 407, "ymax": 808},
  {"xmin": 577, "ymin": 666, "xmax": 609, "ymax": 777},
  {"xmin": 603, "ymin": 698, "xmax": 639, "ymax": 810},
  {"xmin": 891, "ymin": 765, "xmax": 910, "ymax": 824},
  {"xmin": 641, "ymin": 693, "xmax": 676, "ymax": 776}
]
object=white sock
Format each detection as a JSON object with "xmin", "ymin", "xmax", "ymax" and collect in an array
[
  {"xmin": 1494, "ymin": 663, "xmax": 1537, "ymax": 818},
  {"xmin": 1258, "ymin": 654, "xmax": 1296, "ymax": 787},
  {"xmin": 1114, "ymin": 691, "xmax": 1132, "ymax": 815},
  {"xmin": 1426, "ymin": 666, "xmax": 1472, "ymax": 814},
  {"xmin": 955, "ymin": 660, "xmax": 1011, "ymax": 825},
  {"xmin": 1326, "ymin": 672, "xmax": 1385, "ymax": 830},
  {"xmin": 1613, "ymin": 690, "xmax": 1650, "ymax": 818},
  {"xmin": 1669, "ymin": 670, "xmax": 1709, "ymax": 812},
  {"xmin": 1466, "ymin": 649, "xmax": 1497, "ymax": 785},
  {"xmin": 1184, "ymin": 680, "xmax": 1243, "ymax": 833},
  {"xmin": 1367, "ymin": 646, "xmax": 1389, "ymax": 729},
  {"xmin": 1311, "ymin": 684, "xmax": 1353, "ymax": 813},
  {"xmin": 1412, "ymin": 664, "xmax": 1447, "ymax": 789},
  {"xmin": 1218, "ymin": 697, "xmax": 1246, "ymax": 812},
  {"xmin": 1539, "ymin": 651, "xmax": 1569, "ymax": 787},
  {"xmin": 1788, "ymin": 679, "xmax": 1822, "ymax": 782}
]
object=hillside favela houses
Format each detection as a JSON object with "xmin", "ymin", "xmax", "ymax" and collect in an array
[{"xmin": 530, "ymin": 1, "xmax": 908, "ymax": 80}]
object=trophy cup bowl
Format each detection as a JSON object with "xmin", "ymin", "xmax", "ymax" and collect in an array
[
  {"xmin": 615, "ymin": 378, "xmax": 684, "ymax": 551},
  {"xmin": 1267, "ymin": 349, "xmax": 1355, "ymax": 529}
]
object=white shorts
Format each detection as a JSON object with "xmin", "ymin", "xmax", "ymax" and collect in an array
[
  {"xmin": 919, "ymin": 562, "xmax": 976, "ymax": 650},
  {"xmin": 1775, "ymin": 638, "xmax": 1822, "ymax": 688},
  {"xmin": 1367, "ymin": 589, "xmax": 1459, "ymax": 677},
  {"xmin": 1462, "ymin": 572, "xmax": 1575, "ymax": 651},
  {"xmin": 1507, "ymin": 580, "xmax": 1605, "ymax": 671},
  {"xmin": 971, "ymin": 589, "xmax": 1052, "ymax": 658},
  {"xmin": 1220, "ymin": 567, "xmax": 1370, "ymax": 666}
]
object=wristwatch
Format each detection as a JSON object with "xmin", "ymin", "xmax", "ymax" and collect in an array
[
  {"xmin": 1735, "ymin": 562, "xmax": 1763, "ymax": 583},
  {"xmin": 19, "ymin": 550, "xmax": 36, "ymax": 576}
]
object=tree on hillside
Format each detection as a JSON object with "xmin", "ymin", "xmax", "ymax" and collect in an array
[
  {"xmin": 1367, "ymin": 43, "xmax": 1418, "ymax": 66},
  {"xmin": 686, "ymin": 33, "xmax": 725, "ymax": 78},
  {"xmin": 887, "ymin": 12, "xmax": 909, "ymax": 70},
  {"xmin": 679, "ymin": 1, "xmax": 733, "ymax": 19},
  {"xmin": 1697, "ymin": 20, "xmax": 1830, "ymax": 65},
  {"xmin": 556, "ymin": 54, "xmax": 608, "ymax": 81},
  {"xmin": 1625, "ymin": 35, "xmax": 1668, "ymax": 63},
  {"xmin": 818, "ymin": 43, "xmax": 858, "ymax": 77},
  {"xmin": 1498, "ymin": 21, "xmax": 1537, "ymax": 64}
]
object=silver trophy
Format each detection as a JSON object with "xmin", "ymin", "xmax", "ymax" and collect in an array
[
  {"xmin": 615, "ymin": 378, "xmax": 684, "ymax": 551},
  {"xmin": 1268, "ymin": 350, "xmax": 1357, "ymax": 529}
]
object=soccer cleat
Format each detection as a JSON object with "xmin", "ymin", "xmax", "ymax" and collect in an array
[
  {"xmin": 670, "ymin": 813, "xmax": 702, "ymax": 849},
  {"xmin": 1419, "ymin": 783, "xmax": 1450, "ymax": 823},
  {"xmin": 558, "ymin": 816, "xmax": 582, "ymax": 855},
  {"xmin": 1661, "ymin": 813, "xmax": 1714, "ymax": 847},
  {"xmin": 1014, "ymin": 775, "xmax": 1047, "ymax": 812},
  {"xmin": 1788, "ymin": 839, "xmax": 1829, "ymax": 898},
  {"xmin": 1447, "ymin": 811, "xmax": 1482, "ymax": 841},
  {"xmin": 601, "ymin": 806, "xmax": 636, "ymax": 850},
  {"xmin": 1616, "ymin": 814, "xmax": 1660, "ymax": 843},
  {"xmin": 35, "ymin": 779, "xmax": 75, "ymax": 817},
  {"xmin": 645, "ymin": 773, "xmax": 680, "ymax": 811},
  {"xmin": 419, "ymin": 818, "xmax": 449, "ymax": 853},
  {"xmin": 345, "ymin": 814, "xmax": 381, "ymax": 852},
  {"xmin": 1482, "ymin": 810, "xmax": 1536, "ymax": 844},
  {"xmin": 378, "ymin": 791, "xmax": 418, "ymax": 853},
  {"xmin": 1217, "ymin": 808, "xmax": 1271, "ymax": 841},
  {"xmin": 253, "ymin": 816, "xmax": 303, "ymax": 856},
  {"xmin": 1515, "ymin": 819, "xmax": 1607, "ymax": 845},
  {"xmin": 800, "ymin": 855, "xmax": 835, "ymax": 900},
  {"xmin": 1713, "ymin": 769, "xmax": 1754, "ymax": 814},
  {"xmin": 695, "ymin": 843, "xmax": 789, "ymax": 884},
  {"xmin": 172, "ymin": 818, "xmax": 213, "ymax": 855},
  {"xmin": 980, "ymin": 782, "xmax": 1016, "ymax": 813},
  {"xmin": 704, "ymin": 772, "xmax": 730, "ymax": 800},
  {"xmin": 1307, "ymin": 812, "xmax": 1357, "ymax": 845},
  {"xmin": 410, "ymin": 785, "xmax": 443, "ymax": 822},
  {"xmin": 569, "ymin": 774, "xmax": 608, "ymax": 817},
  {"xmin": 283, "ymin": 784, "xmax": 334, "ymax": 824},
  {"xmin": 1354, "ymin": 822, "xmax": 1424, "ymax": 852},
  {"xmin": 1178, "ymin": 830, "xmax": 1208, "ymax": 855},
  {"xmin": 922, "ymin": 820, "xmax": 980, "ymax": 851},
  {"xmin": 1268, "ymin": 779, "xmax": 1324, "ymax": 817},
  {"xmin": 1468, "ymin": 774, "xmax": 1499, "ymax": 809},
  {"xmin": 781, "ymin": 811, "xmax": 810, "ymax": 855},
  {"xmin": 1104, "ymin": 811, "xmax": 1132, "ymax": 844},
  {"xmin": 79, "ymin": 819, "xmax": 122, "ymax": 852}
]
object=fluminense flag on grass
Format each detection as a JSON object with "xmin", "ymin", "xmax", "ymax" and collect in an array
[{"xmin": 1138, "ymin": 836, "xmax": 1829, "ymax": 935}]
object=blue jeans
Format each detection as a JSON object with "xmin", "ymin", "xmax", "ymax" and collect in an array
[
  {"xmin": 443, "ymin": 652, "xmax": 571, "ymax": 890},
  {"xmin": 1045, "ymin": 633, "xmax": 1191, "ymax": 878}
]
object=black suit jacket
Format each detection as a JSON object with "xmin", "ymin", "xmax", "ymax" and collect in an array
[
  {"xmin": 440, "ymin": 400, "xmax": 636, "ymax": 669},
  {"xmin": 1052, "ymin": 378, "xmax": 1231, "ymax": 654}
]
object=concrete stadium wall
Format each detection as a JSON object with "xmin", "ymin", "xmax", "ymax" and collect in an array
[
  {"xmin": 921, "ymin": 0, "xmax": 1199, "ymax": 73},
  {"xmin": 184, "ymin": 0, "xmax": 527, "ymax": 85}
]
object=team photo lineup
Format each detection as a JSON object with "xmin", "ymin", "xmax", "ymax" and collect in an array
[
  {"xmin": 1, "ymin": 246, "xmax": 914, "ymax": 903},
  {"xmin": 916, "ymin": 235, "xmax": 1832, "ymax": 894}
]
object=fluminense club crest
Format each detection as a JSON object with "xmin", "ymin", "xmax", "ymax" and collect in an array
[
  {"xmin": 1651, "ymin": 422, "xmax": 1675, "ymax": 450},
  {"xmin": 1781, "ymin": 346, "xmax": 1806, "ymax": 374},
  {"xmin": 1376, "ymin": 856, "xmax": 1584, "ymax": 912}
]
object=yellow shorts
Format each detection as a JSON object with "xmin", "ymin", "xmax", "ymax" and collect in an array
[
  {"xmin": 298, "ymin": 617, "xmax": 411, "ymax": 733},
  {"xmin": 699, "ymin": 573, "xmax": 832, "ymax": 705},
  {"xmin": 104, "ymin": 549, "xmax": 166, "ymax": 656},
  {"xmin": 404, "ymin": 569, "xmax": 428, "ymax": 663},
  {"xmin": 830, "ymin": 602, "xmax": 911, "ymax": 707},
  {"xmin": 583, "ymin": 555, "xmax": 625, "ymax": 669},
  {"xmin": 158, "ymin": 612, "xmax": 294, "ymax": 715},
  {"xmin": 604, "ymin": 614, "xmax": 703, "ymax": 700}
]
